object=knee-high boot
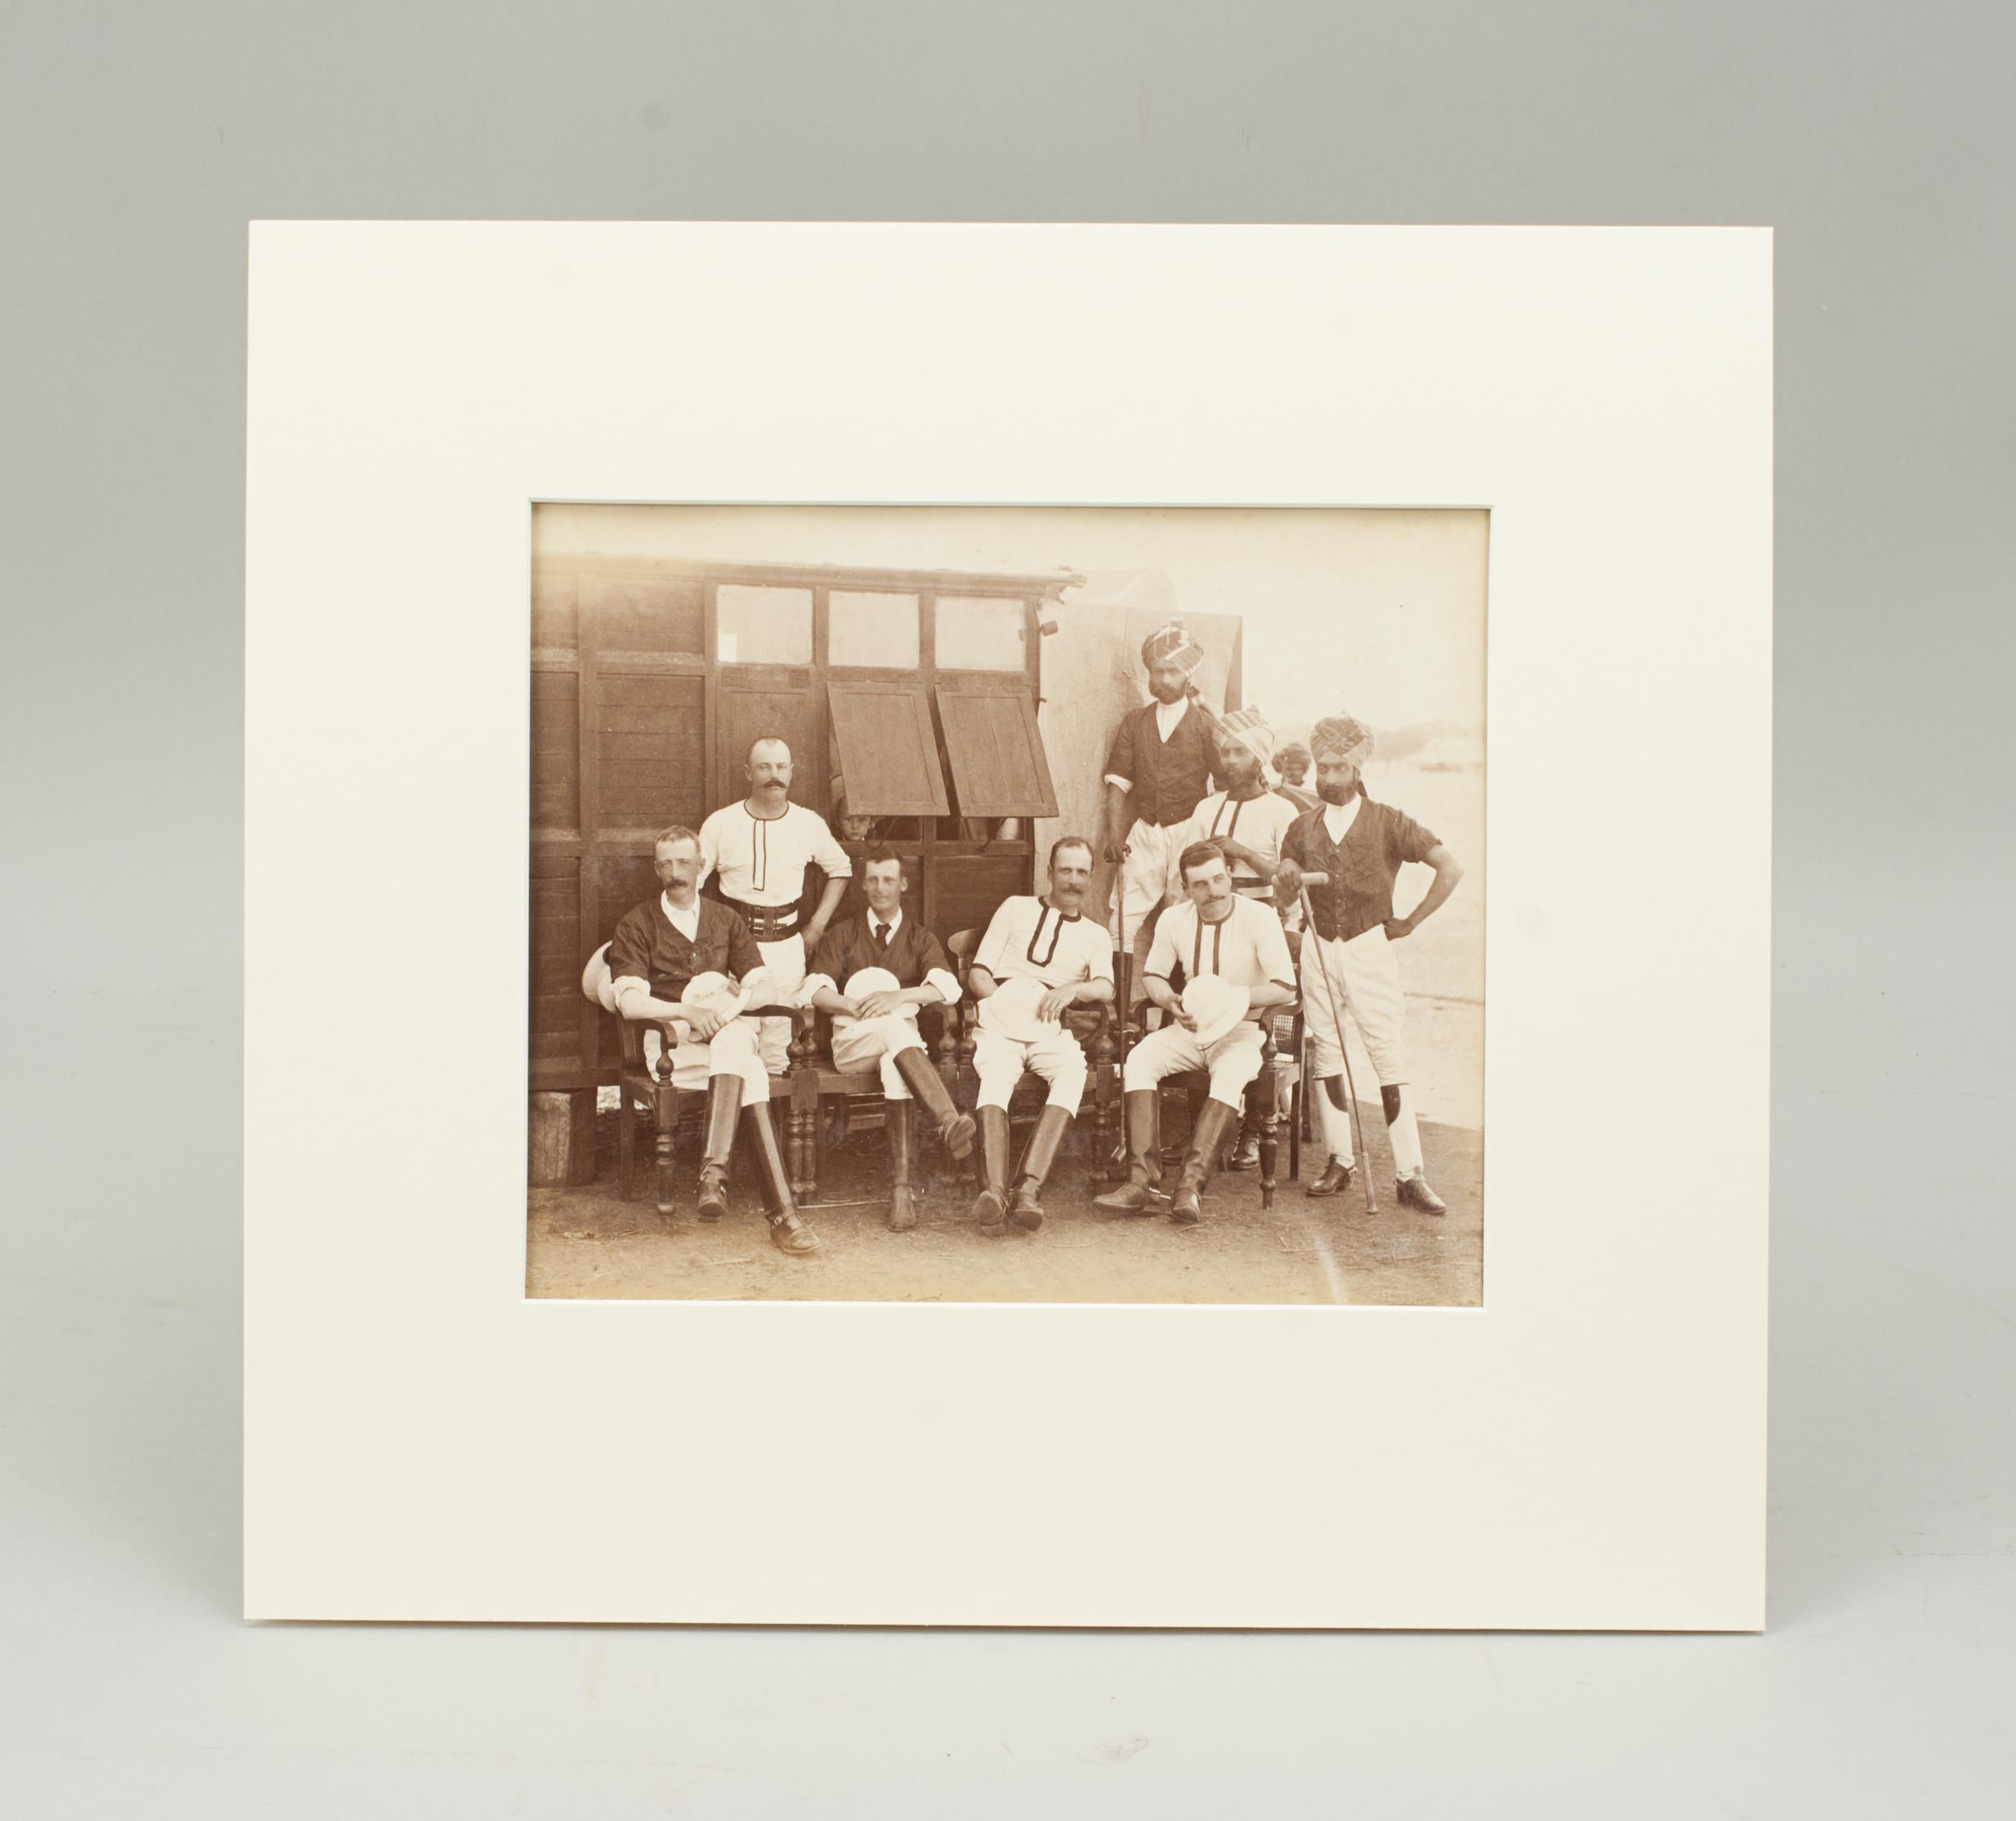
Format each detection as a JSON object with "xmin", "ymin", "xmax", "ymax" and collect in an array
[
  {"xmin": 1092, "ymin": 1090, "xmax": 1166, "ymax": 1214},
  {"xmin": 886, "ymin": 1100, "xmax": 916, "ymax": 1232},
  {"xmin": 695, "ymin": 1075, "xmax": 741, "ymax": 1221},
  {"xmin": 739, "ymin": 1100, "xmax": 820, "ymax": 1254},
  {"xmin": 1169, "ymin": 1097, "xmax": 1240, "ymax": 1226},
  {"xmin": 1007, "ymin": 1103, "xmax": 1072, "ymax": 1232},
  {"xmin": 972, "ymin": 1105, "xmax": 1012, "ymax": 1236},
  {"xmin": 893, "ymin": 1047, "xmax": 975, "ymax": 1160}
]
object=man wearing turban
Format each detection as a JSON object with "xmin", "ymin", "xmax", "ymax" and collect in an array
[
  {"xmin": 1274, "ymin": 713, "xmax": 1467, "ymax": 1214},
  {"xmin": 1272, "ymin": 740, "xmax": 1318, "ymax": 812},
  {"xmin": 1098, "ymin": 618, "xmax": 1222, "ymax": 1025},
  {"xmin": 1173, "ymin": 703, "xmax": 1303, "ymax": 1171}
]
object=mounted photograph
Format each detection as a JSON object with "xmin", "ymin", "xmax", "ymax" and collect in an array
[{"xmin": 527, "ymin": 503, "xmax": 1486, "ymax": 1306}]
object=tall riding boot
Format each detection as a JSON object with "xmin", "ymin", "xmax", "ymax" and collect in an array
[
  {"xmin": 740, "ymin": 1100, "xmax": 820, "ymax": 1254},
  {"xmin": 972, "ymin": 1105, "xmax": 1012, "ymax": 1236},
  {"xmin": 893, "ymin": 1047, "xmax": 975, "ymax": 1161},
  {"xmin": 1227, "ymin": 1109, "xmax": 1261, "ymax": 1172},
  {"xmin": 1007, "ymin": 1103, "xmax": 1072, "ymax": 1232},
  {"xmin": 1169, "ymin": 1097, "xmax": 1240, "ymax": 1226},
  {"xmin": 886, "ymin": 1100, "xmax": 916, "ymax": 1232},
  {"xmin": 1092, "ymin": 1090, "xmax": 1166, "ymax": 1214},
  {"xmin": 694, "ymin": 1074, "xmax": 742, "ymax": 1221}
]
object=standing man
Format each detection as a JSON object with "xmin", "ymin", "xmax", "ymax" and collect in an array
[
  {"xmin": 1274, "ymin": 714, "xmax": 1466, "ymax": 1214},
  {"xmin": 1098, "ymin": 619, "xmax": 1220, "ymax": 1028},
  {"xmin": 1095, "ymin": 840, "xmax": 1297, "ymax": 1224},
  {"xmin": 1273, "ymin": 740, "xmax": 1318, "ymax": 812},
  {"xmin": 699, "ymin": 735, "xmax": 853, "ymax": 1076},
  {"xmin": 802, "ymin": 848, "xmax": 976, "ymax": 1231},
  {"xmin": 605, "ymin": 825, "xmax": 820, "ymax": 1254},
  {"xmin": 966, "ymin": 836, "xmax": 1115, "ymax": 1236},
  {"xmin": 1176, "ymin": 705, "xmax": 1305, "ymax": 1171}
]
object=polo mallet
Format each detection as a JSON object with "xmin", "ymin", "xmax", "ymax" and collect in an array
[
  {"xmin": 1107, "ymin": 835, "xmax": 1136, "ymax": 1174},
  {"xmin": 1297, "ymin": 877, "xmax": 1379, "ymax": 1217}
]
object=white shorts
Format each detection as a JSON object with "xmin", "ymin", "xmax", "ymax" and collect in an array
[
  {"xmin": 974, "ymin": 1024, "xmax": 1088, "ymax": 1114},
  {"xmin": 752, "ymin": 932, "xmax": 805, "ymax": 1072},
  {"xmin": 1301, "ymin": 924, "xmax": 1408, "ymax": 1085},
  {"xmin": 640, "ymin": 1016, "xmax": 769, "ymax": 1104},
  {"xmin": 1113, "ymin": 820, "xmax": 1186, "ymax": 929},
  {"xmin": 1122, "ymin": 1017, "xmax": 1267, "ymax": 1109},
  {"xmin": 828, "ymin": 1012, "xmax": 928, "ymax": 1098}
]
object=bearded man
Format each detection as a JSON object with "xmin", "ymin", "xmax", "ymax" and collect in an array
[{"xmin": 1274, "ymin": 714, "xmax": 1466, "ymax": 1214}]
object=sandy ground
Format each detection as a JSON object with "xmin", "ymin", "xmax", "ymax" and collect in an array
[{"xmin": 527, "ymin": 1099, "xmax": 1482, "ymax": 1306}]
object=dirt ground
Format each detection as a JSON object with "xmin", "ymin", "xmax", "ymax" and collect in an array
[{"xmin": 527, "ymin": 1101, "xmax": 1482, "ymax": 1306}]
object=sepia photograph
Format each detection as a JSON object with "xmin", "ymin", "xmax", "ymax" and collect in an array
[{"xmin": 528, "ymin": 504, "xmax": 1487, "ymax": 1305}]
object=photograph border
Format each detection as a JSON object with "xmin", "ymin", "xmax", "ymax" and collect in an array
[{"xmin": 246, "ymin": 222, "xmax": 1770, "ymax": 1628}]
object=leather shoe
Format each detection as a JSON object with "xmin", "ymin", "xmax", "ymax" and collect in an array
[
  {"xmin": 768, "ymin": 1210, "xmax": 821, "ymax": 1254},
  {"xmin": 1226, "ymin": 1128, "xmax": 1260, "ymax": 1171},
  {"xmin": 1395, "ymin": 1174, "xmax": 1446, "ymax": 1216},
  {"xmin": 1305, "ymin": 1158, "xmax": 1355, "ymax": 1198}
]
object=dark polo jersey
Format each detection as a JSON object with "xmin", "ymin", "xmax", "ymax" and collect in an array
[
  {"xmin": 1281, "ymin": 795, "xmax": 1441, "ymax": 944},
  {"xmin": 1105, "ymin": 699, "xmax": 1219, "ymax": 829},
  {"xmin": 607, "ymin": 894, "xmax": 763, "ymax": 1001},
  {"xmin": 807, "ymin": 913, "xmax": 954, "ymax": 996}
]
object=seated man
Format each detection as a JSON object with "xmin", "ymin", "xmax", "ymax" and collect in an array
[
  {"xmin": 605, "ymin": 824, "xmax": 820, "ymax": 1256},
  {"xmin": 1175, "ymin": 704, "xmax": 1304, "ymax": 1171},
  {"xmin": 1096, "ymin": 840, "xmax": 1297, "ymax": 1224},
  {"xmin": 965, "ymin": 836, "xmax": 1115, "ymax": 1237},
  {"xmin": 802, "ymin": 847, "xmax": 976, "ymax": 1233}
]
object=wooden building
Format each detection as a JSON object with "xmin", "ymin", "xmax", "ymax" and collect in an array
[{"xmin": 529, "ymin": 555, "xmax": 1090, "ymax": 1126}]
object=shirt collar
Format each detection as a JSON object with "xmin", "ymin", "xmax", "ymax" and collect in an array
[
  {"xmin": 1038, "ymin": 895, "xmax": 1082, "ymax": 923},
  {"xmin": 661, "ymin": 890, "xmax": 701, "ymax": 926},
  {"xmin": 868, "ymin": 907, "xmax": 903, "ymax": 936}
]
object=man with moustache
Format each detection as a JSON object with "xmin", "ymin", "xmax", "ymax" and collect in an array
[
  {"xmin": 605, "ymin": 825, "xmax": 820, "ymax": 1254},
  {"xmin": 1173, "ymin": 704, "xmax": 1304, "ymax": 1171},
  {"xmin": 802, "ymin": 848, "xmax": 976, "ymax": 1231},
  {"xmin": 965, "ymin": 836, "xmax": 1115, "ymax": 1237},
  {"xmin": 1273, "ymin": 713, "xmax": 1466, "ymax": 1214},
  {"xmin": 1098, "ymin": 620, "xmax": 1221, "ymax": 1028},
  {"xmin": 698, "ymin": 735, "xmax": 853, "ymax": 1076},
  {"xmin": 1094, "ymin": 840, "xmax": 1298, "ymax": 1225}
]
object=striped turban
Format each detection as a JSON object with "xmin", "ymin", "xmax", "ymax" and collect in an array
[
  {"xmin": 1310, "ymin": 714, "xmax": 1376, "ymax": 769},
  {"xmin": 1141, "ymin": 618, "xmax": 1206, "ymax": 678},
  {"xmin": 1215, "ymin": 703, "xmax": 1275, "ymax": 765}
]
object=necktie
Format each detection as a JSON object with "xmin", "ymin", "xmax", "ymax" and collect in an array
[{"xmin": 876, "ymin": 921, "xmax": 893, "ymax": 951}]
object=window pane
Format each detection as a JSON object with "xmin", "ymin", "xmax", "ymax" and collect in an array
[
  {"xmin": 716, "ymin": 585, "xmax": 812, "ymax": 665},
  {"xmin": 935, "ymin": 596, "xmax": 1027, "ymax": 671},
  {"xmin": 829, "ymin": 591, "xmax": 921, "ymax": 668}
]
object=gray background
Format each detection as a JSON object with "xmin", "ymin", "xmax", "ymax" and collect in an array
[{"xmin": 2, "ymin": 1, "xmax": 2009, "ymax": 1813}]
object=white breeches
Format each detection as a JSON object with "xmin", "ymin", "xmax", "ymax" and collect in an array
[
  {"xmin": 828, "ymin": 1013, "xmax": 928, "ymax": 1098},
  {"xmin": 752, "ymin": 933, "xmax": 805, "ymax": 1072},
  {"xmin": 640, "ymin": 1017, "xmax": 769, "ymax": 1104},
  {"xmin": 1300, "ymin": 926, "xmax": 1423, "ymax": 1178},
  {"xmin": 974, "ymin": 1024, "xmax": 1088, "ymax": 1114},
  {"xmin": 1113, "ymin": 820, "xmax": 1184, "ymax": 929},
  {"xmin": 1122, "ymin": 1018, "xmax": 1267, "ymax": 1110}
]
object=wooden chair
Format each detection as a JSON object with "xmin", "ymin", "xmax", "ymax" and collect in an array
[
  {"xmin": 787, "ymin": 999, "xmax": 963, "ymax": 1209},
  {"xmin": 945, "ymin": 928, "xmax": 1121, "ymax": 1188},
  {"xmin": 1156, "ymin": 1000, "xmax": 1304, "ymax": 1208},
  {"xmin": 612, "ymin": 1002, "xmax": 815, "ymax": 1210}
]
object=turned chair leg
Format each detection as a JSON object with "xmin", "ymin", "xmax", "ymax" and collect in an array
[
  {"xmin": 653, "ymin": 1084, "xmax": 681, "ymax": 1213},
  {"xmin": 617, "ymin": 1087, "xmax": 636, "ymax": 1199}
]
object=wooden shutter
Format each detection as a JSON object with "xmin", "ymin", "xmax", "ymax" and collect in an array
[
  {"xmin": 933, "ymin": 684, "xmax": 1059, "ymax": 818},
  {"xmin": 827, "ymin": 681, "xmax": 950, "ymax": 817}
]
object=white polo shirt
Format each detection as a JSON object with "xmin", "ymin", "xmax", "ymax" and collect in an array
[
  {"xmin": 1181, "ymin": 787, "xmax": 1301, "ymax": 888},
  {"xmin": 974, "ymin": 895, "xmax": 1115, "ymax": 991},
  {"xmin": 1144, "ymin": 893, "xmax": 1296, "ymax": 997},
  {"xmin": 696, "ymin": 800, "xmax": 852, "ymax": 909}
]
